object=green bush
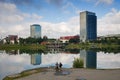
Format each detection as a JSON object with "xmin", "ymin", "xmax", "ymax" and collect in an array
[{"xmin": 73, "ymin": 58, "xmax": 84, "ymax": 68}]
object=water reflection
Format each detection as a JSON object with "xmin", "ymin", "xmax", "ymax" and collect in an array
[
  {"xmin": 6, "ymin": 50, "xmax": 19, "ymax": 55},
  {"xmin": 0, "ymin": 49, "xmax": 79, "ymax": 80},
  {"xmin": 97, "ymin": 52, "xmax": 120, "ymax": 69},
  {"xmin": 31, "ymin": 54, "xmax": 42, "ymax": 65},
  {"xmin": 0, "ymin": 52, "xmax": 30, "ymax": 80},
  {"xmin": 80, "ymin": 50, "xmax": 97, "ymax": 68},
  {"xmin": 0, "ymin": 50, "xmax": 5, "ymax": 53},
  {"xmin": 0, "ymin": 49, "xmax": 120, "ymax": 80},
  {"xmin": 47, "ymin": 48, "xmax": 65, "ymax": 53}
]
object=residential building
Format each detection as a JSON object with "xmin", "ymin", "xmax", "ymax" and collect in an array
[
  {"xmin": 30, "ymin": 24, "xmax": 41, "ymax": 38},
  {"xmin": 8, "ymin": 35, "xmax": 19, "ymax": 44},
  {"xmin": 80, "ymin": 11, "xmax": 97, "ymax": 42},
  {"xmin": 59, "ymin": 35, "xmax": 79, "ymax": 43},
  {"xmin": 2, "ymin": 35, "xmax": 19, "ymax": 44}
]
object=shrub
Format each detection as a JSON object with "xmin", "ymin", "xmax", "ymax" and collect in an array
[{"xmin": 73, "ymin": 58, "xmax": 84, "ymax": 68}]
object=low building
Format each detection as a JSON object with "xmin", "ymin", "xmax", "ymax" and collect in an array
[
  {"xmin": 2, "ymin": 35, "xmax": 19, "ymax": 44},
  {"xmin": 97, "ymin": 36, "xmax": 120, "ymax": 41},
  {"xmin": 59, "ymin": 35, "xmax": 79, "ymax": 43},
  {"xmin": 8, "ymin": 35, "xmax": 19, "ymax": 44}
]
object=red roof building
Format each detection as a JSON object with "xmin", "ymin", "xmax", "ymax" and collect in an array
[{"xmin": 59, "ymin": 35, "xmax": 79, "ymax": 43}]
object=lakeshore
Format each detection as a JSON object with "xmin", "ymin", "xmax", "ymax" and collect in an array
[
  {"xmin": 0, "ymin": 43, "xmax": 120, "ymax": 53},
  {"xmin": 3, "ymin": 68, "xmax": 120, "ymax": 80}
]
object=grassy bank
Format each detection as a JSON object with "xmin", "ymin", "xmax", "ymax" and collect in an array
[
  {"xmin": 65, "ymin": 43, "xmax": 120, "ymax": 49},
  {"xmin": 65, "ymin": 43, "xmax": 120, "ymax": 53},
  {"xmin": 0, "ymin": 44, "xmax": 47, "ymax": 51},
  {"xmin": 0, "ymin": 43, "xmax": 120, "ymax": 53},
  {"xmin": 3, "ymin": 68, "xmax": 47, "ymax": 80}
]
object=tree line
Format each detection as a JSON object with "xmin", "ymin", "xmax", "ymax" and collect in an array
[{"xmin": 19, "ymin": 37, "xmax": 48, "ymax": 44}]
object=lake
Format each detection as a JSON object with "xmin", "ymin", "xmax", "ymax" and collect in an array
[{"xmin": 0, "ymin": 49, "xmax": 120, "ymax": 80}]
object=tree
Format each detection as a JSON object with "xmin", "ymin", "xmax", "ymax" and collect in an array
[
  {"xmin": 43, "ymin": 36, "xmax": 48, "ymax": 41},
  {"xmin": 69, "ymin": 38, "xmax": 79, "ymax": 43}
]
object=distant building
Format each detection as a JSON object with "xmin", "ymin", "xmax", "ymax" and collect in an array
[
  {"xmin": 80, "ymin": 11, "xmax": 97, "ymax": 42},
  {"xmin": 8, "ymin": 35, "xmax": 19, "ymax": 44},
  {"xmin": 59, "ymin": 35, "xmax": 79, "ymax": 43},
  {"xmin": 30, "ymin": 24, "xmax": 41, "ymax": 38},
  {"xmin": 2, "ymin": 35, "xmax": 19, "ymax": 44},
  {"xmin": 97, "ymin": 34, "xmax": 120, "ymax": 40}
]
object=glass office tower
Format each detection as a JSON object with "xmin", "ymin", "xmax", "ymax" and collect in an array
[
  {"xmin": 30, "ymin": 24, "xmax": 41, "ymax": 38},
  {"xmin": 80, "ymin": 11, "xmax": 97, "ymax": 42}
]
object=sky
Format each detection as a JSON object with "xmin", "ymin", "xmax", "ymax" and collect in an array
[{"xmin": 0, "ymin": 0, "xmax": 120, "ymax": 38}]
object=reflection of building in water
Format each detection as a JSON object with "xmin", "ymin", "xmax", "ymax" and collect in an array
[
  {"xmin": 47, "ymin": 42, "xmax": 64, "ymax": 49},
  {"xmin": 31, "ymin": 54, "xmax": 41, "ymax": 65},
  {"xmin": 48, "ymin": 48, "xmax": 64, "ymax": 53},
  {"xmin": 0, "ymin": 50, "xmax": 5, "ymax": 53},
  {"xmin": 80, "ymin": 50, "xmax": 97, "ymax": 68},
  {"xmin": 6, "ymin": 50, "xmax": 19, "ymax": 55}
]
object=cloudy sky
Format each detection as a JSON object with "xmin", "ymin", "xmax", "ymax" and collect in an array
[{"xmin": 0, "ymin": 0, "xmax": 120, "ymax": 38}]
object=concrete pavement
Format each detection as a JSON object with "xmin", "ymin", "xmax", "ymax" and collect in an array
[{"xmin": 15, "ymin": 68, "xmax": 120, "ymax": 80}]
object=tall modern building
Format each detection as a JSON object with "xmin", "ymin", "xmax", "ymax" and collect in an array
[
  {"xmin": 80, "ymin": 11, "xmax": 97, "ymax": 42},
  {"xmin": 30, "ymin": 24, "xmax": 41, "ymax": 38}
]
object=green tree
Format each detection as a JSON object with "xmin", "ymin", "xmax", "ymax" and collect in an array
[
  {"xmin": 19, "ymin": 37, "xmax": 25, "ymax": 44},
  {"xmin": 69, "ymin": 38, "xmax": 79, "ymax": 43}
]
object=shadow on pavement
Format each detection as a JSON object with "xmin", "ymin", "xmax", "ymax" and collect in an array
[
  {"xmin": 76, "ymin": 77, "xmax": 87, "ymax": 80},
  {"xmin": 54, "ymin": 70, "xmax": 71, "ymax": 76}
]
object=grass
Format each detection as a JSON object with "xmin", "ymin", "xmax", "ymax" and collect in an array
[
  {"xmin": 0, "ymin": 44, "xmax": 47, "ymax": 51},
  {"xmin": 65, "ymin": 43, "xmax": 120, "ymax": 50}
]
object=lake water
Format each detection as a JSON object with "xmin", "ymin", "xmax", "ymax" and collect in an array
[{"xmin": 0, "ymin": 49, "xmax": 120, "ymax": 80}]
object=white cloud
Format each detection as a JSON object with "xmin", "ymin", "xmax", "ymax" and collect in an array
[
  {"xmin": 85, "ymin": 0, "xmax": 114, "ymax": 5},
  {"xmin": 0, "ymin": 2, "xmax": 17, "ymax": 13},
  {"xmin": 0, "ymin": 2, "xmax": 43, "ymax": 38},
  {"xmin": 31, "ymin": 13, "xmax": 43, "ymax": 20},
  {"xmin": 0, "ymin": 15, "xmax": 24, "ymax": 23},
  {"xmin": 0, "ymin": 2, "xmax": 24, "ymax": 23},
  {"xmin": 98, "ymin": 8, "xmax": 120, "ymax": 36},
  {"xmin": 0, "ymin": 2, "xmax": 83, "ymax": 39},
  {"xmin": 62, "ymin": 2, "xmax": 78, "ymax": 14},
  {"xmin": 96, "ymin": 0, "xmax": 113, "ymax": 5},
  {"xmin": 46, "ymin": 0, "xmax": 64, "ymax": 6},
  {"xmin": 0, "ymin": 3, "xmax": 79, "ymax": 38},
  {"xmin": 0, "ymin": 2, "xmax": 43, "ymax": 24},
  {"xmin": 40, "ymin": 16, "xmax": 79, "ymax": 38},
  {"xmin": 41, "ymin": 8, "xmax": 120, "ymax": 38},
  {"xmin": 0, "ymin": 2, "xmax": 119, "ymax": 39}
]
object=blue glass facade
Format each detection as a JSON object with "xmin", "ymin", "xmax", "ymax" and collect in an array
[
  {"xmin": 80, "ymin": 50, "xmax": 97, "ymax": 68},
  {"xmin": 80, "ymin": 11, "xmax": 97, "ymax": 42},
  {"xmin": 30, "ymin": 24, "xmax": 41, "ymax": 38},
  {"xmin": 31, "ymin": 54, "xmax": 42, "ymax": 65}
]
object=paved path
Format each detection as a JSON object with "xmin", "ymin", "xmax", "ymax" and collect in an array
[{"xmin": 15, "ymin": 68, "xmax": 120, "ymax": 80}]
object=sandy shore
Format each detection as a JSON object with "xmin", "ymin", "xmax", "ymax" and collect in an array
[{"xmin": 11, "ymin": 68, "xmax": 120, "ymax": 80}]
